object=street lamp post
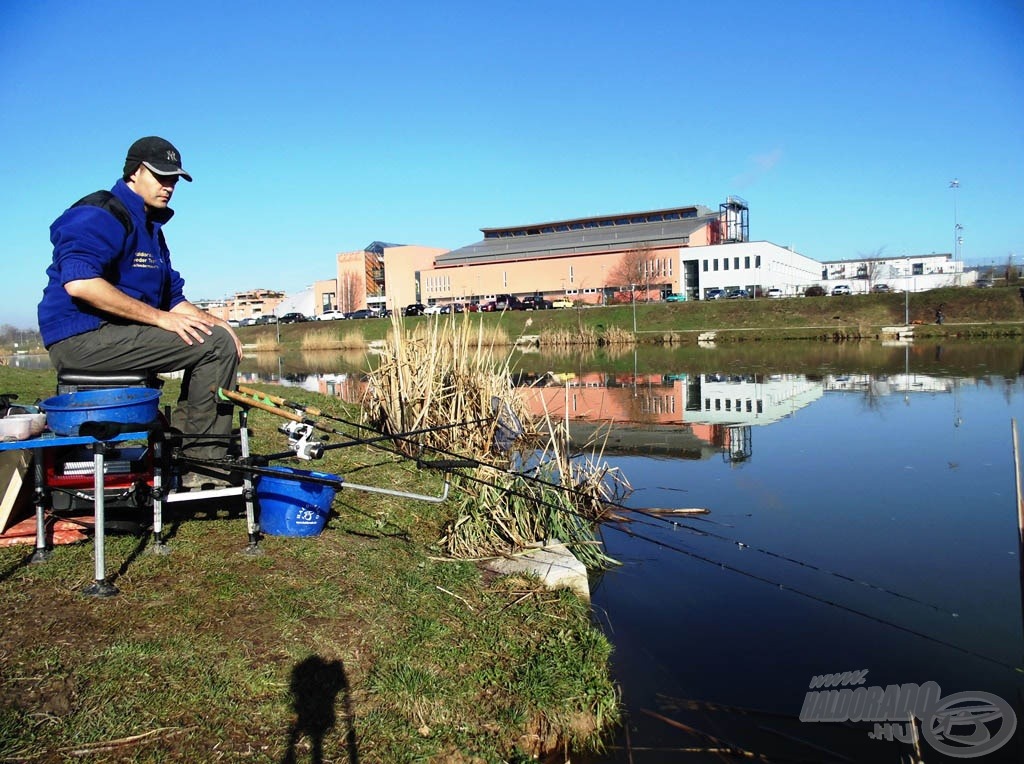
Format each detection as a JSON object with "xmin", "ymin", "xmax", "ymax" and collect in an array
[
  {"xmin": 949, "ymin": 179, "xmax": 962, "ymax": 260},
  {"xmin": 630, "ymin": 283, "xmax": 637, "ymax": 334}
]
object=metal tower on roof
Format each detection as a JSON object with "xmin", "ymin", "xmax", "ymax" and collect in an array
[{"xmin": 719, "ymin": 196, "xmax": 749, "ymax": 243}]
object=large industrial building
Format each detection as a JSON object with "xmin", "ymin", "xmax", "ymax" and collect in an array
[{"xmin": 311, "ymin": 197, "xmax": 967, "ymax": 316}]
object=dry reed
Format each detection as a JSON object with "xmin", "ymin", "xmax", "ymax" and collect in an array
[
  {"xmin": 253, "ymin": 336, "xmax": 280, "ymax": 353},
  {"xmin": 363, "ymin": 313, "xmax": 625, "ymax": 569},
  {"xmin": 300, "ymin": 328, "xmax": 369, "ymax": 351}
]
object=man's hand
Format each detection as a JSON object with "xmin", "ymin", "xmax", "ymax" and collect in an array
[
  {"xmin": 170, "ymin": 302, "xmax": 244, "ymax": 359},
  {"xmin": 64, "ymin": 278, "xmax": 243, "ymax": 359}
]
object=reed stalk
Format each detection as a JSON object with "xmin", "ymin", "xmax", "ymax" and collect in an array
[{"xmin": 363, "ymin": 313, "xmax": 626, "ymax": 569}]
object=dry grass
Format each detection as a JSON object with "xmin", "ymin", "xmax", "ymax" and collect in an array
[
  {"xmin": 300, "ymin": 327, "xmax": 369, "ymax": 351},
  {"xmin": 253, "ymin": 336, "xmax": 280, "ymax": 353},
  {"xmin": 364, "ymin": 314, "xmax": 527, "ymax": 460},
  {"xmin": 363, "ymin": 313, "xmax": 625, "ymax": 569}
]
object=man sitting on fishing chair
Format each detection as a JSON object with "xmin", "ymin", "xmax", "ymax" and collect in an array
[{"xmin": 37, "ymin": 136, "xmax": 243, "ymax": 489}]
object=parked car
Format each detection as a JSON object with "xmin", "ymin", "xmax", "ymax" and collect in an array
[
  {"xmin": 254, "ymin": 315, "xmax": 278, "ymax": 325},
  {"xmin": 871, "ymin": 284, "xmax": 891, "ymax": 294},
  {"xmin": 226, "ymin": 319, "xmax": 241, "ymax": 328},
  {"xmin": 345, "ymin": 309, "xmax": 377, "ymax": 319},
  {"xmin": 422, "ymin": 304, "xmax": 444, "ymax": 315},
  {"xmin": 403, "ymin": 303, "xmax": 426, "ymax": 316},
  {"xmin": 665, "ymin": 293, "xmax": 686, "ymax": 303},
  {"xmin": 705, "ymin": 288, "xmax": 725, "ymax": 300},
  {"xmin": 466, "ymin": 302, "xmax": 480, "ymax": 313},
  {"xmin": 494, "ymin": 294, "xmax": 525, "ymax": 311},
  {"xmin": 278, "ymin": 312, "xmax": 308, "ymax": 323},
  {"xmin": 766, "ymin": 288, "xmax": 783, "ymax": 299},
  {"xmin": 831, "ymin": 285, "xmax": 852, "ymax": 296},
  {"xmin": 318, "ymin": 309, "xmax": 347, "ymax": 320},
  {"xmin": 238, "ymin": 317, "xmax": 257, "ymax": 326},
  {"xmin": 550, "ymin": 298, "xmax": 573, "ymax": 309},
  {"xmin": 975, "ymin": 278, "xmax": 993, "ymax": 288},
  {"xmin": 804, "ymin": 285, "xmax": 826, "ymax": 297},
  {"xmin": 726, "ymin": 289, "xmax": 750, "ymax": 299},
  {"xmin": 521, "ymin": 295, "xmax": 552, "ymax": 310},
  {"xmin": 478, "ymin": 301, "xmax": 497, "ymax": 312}
]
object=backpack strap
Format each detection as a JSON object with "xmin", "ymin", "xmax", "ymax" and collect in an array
[{"xmin": 71, "ymin": 190, "xmax": 133, "ymax": 235}]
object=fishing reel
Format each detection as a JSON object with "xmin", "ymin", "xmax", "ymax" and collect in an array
[{"xmin": 278, "ymin": 420, "xmax": 325, "ymax": 461}]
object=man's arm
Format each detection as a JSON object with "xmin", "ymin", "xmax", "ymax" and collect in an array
[{"xmin": 64, "ymin": 278, "xmax": 241, "ymax": 357}]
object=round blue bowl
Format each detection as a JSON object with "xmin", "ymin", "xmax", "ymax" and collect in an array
[{"xmin": 40, "ymin": 387, "xmax": 162, "ymax": 436}]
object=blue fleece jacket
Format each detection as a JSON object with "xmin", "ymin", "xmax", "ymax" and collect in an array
[{"xmin": 37, "ymin": 180, "xmax": 187, "ymax": 348}]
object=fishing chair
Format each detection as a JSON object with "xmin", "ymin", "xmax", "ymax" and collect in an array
[
  {"xmin": 56, "ymin": 368, "xmax": 163, "ymax": 395},
  {"xmin": 50, "ymin": 369, "xmax": 260, "ymax": 557}
]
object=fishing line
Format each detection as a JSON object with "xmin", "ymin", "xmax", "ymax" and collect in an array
[
  {"xmin": 639, "ymin": 517, "xmax": 956, "ymax": 617},
  {"xmin": 226, "ymin": 387, "xmax": 994, "ymax": 658},
  {"xmin": 234, "ymin": 386, "xmax": 962, "ymax": 616},
  {"xmin": 602, "ymin": 520, "xmax": 1022, "ymax": 674}
]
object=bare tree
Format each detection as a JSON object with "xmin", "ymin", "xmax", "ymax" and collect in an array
[
  {"xmin": 339, "ymin": 273, "xmax": 360, "ymax": 313},
  {"xmin": 857, "ymin": 246, "xmax": 889, "ymax": 290},
  {"xmin": 610, "ymin": 243, "xmax": 658, "ymax": 299}
]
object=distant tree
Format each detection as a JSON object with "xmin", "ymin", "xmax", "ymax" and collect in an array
[
  {"xmin": 610, "ymin": 242, "xmax": 670, "ymax": 300},
  {"xmin": 609, "ymin": 246, "xmax": 648, "ymax": 290},
  {"xmin": 857, "ymin": 246, "xmax": 889, "ymax": 289},
  {"xmin": 339, "ymin": 273, "xmax": 360, "ymax": 313}
]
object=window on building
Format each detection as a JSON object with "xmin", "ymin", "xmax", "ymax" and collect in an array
[
  {"xmin": 756, "ymin": 255, "xmax": 761, "ymax": 268},
  {"xmin": 713, "ymin": 259, "xmax": 719, "ymax": 271},
  {"xmin": 734, "ymin": 257, "xmax": 740, "ymax": 269},
  {"xmin": 744, "ymin": 256, "xmax": 750, "ymax": 268},
  {"xmin": 723, "ymin": 259, "xmax": 729, "ymax": 271},
  {"xmin": 569, "ymin": 266, "xmax": 574, "ymax": 283},
  {"xmin": 912, "ymin": 263, "xmax": 924, "ymax": 275},
  {"xmin": 703, "ymin": 260, "xmax": 709, "ymax": 272}
]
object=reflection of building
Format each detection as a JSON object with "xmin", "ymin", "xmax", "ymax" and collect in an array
[
  {"xmin": 521, "ymin": 372, "xmax": 825, "ymax": 459},
  {"xmin": 523, "ymin": 372, "xmax": 823, "ymax": 428}
]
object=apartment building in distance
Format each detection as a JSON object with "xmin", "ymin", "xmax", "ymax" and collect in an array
[{"xmin": 194, "ymin": 288, "xmax": 285, "ymax": 323}]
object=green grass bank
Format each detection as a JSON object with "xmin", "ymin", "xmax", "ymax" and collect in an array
[
  {"xmin": 0, "ymin": 369, "xmax": 618, "ymax": 763},
  {"xmin": 247, "ymin": 286, "xmax": 1024, "ymax": 350}
]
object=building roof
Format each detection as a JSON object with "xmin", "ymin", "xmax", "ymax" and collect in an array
[
  {"xmin": 364, "ymin": 241, "xmax": 404, "ymax": 254},
  {"xmin": 435, "ymin": 204, "xmax": 717, "ymax": 267}
]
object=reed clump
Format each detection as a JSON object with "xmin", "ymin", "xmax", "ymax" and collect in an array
[
  {"xmin": 601, "ymin": 325, "xmax": 636, "ymax": 345},
  {"xmin": 365, "ymin": 314, "xmax": 526, "ymax": 460},
  {"xmin": 363, "ymin": 314, "xmax": 624, "ymax": 569},
  {"xmin": 253, "ymin": 336, "xmax": 280, "ymax": 353},
  {"xmin": 300, "ymin": 328, "xmax": 369, "ymax": 351}
]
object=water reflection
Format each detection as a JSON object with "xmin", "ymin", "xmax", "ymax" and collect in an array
[
  {"xmin": 24, "ymin": 341, "xmax": 1024, "ymax": 760},
  {"xmin": 240, "ymin": 341, "xmax": 1023, "ymax": 762}
]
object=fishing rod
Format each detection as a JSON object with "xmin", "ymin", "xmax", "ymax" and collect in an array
[
  {"xmin": 220, "ymin": 387, "xmax": 490, "ymax": 462},
  {"xmin": 230, "ymin": 384, "xmax": 961, "ymax": 618},
  {"xmin": 223, "ymin": 386, "xmax": 972, "ymax": 634}
]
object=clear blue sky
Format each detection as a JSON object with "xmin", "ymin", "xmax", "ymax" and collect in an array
[{"xmin": 1, "ymin": 0, "xmax": 1021, "ymax": 328}]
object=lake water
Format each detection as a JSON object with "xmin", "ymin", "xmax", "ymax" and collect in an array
[
  {"xmin": 241, "ymin": 340, "xmax": 1023, "ymax": 763},
  {"xmin": 25, "ymin": 340, "xmax": 1024, "ymax": 761}
]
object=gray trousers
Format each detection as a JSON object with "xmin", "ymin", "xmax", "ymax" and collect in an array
[{"xmin": 49, "ymin": 323, "xmax": 239, "ymax": 460}]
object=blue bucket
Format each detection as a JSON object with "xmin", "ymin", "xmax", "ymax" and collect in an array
[
  {"xmin": 40, "ymin": 387, "xmax": 162, "ymax": 436},
  {"xmin": 256, "ymin": 467, "xmax": 338, "ymax": 537}
]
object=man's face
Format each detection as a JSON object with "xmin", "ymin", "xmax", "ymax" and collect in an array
[{"xmin": 127, "ymin": 164, "xmax": 179, "ymax": 210}]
